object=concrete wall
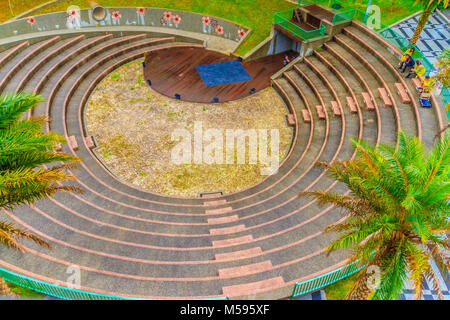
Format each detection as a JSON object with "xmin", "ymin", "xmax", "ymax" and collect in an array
[
  {"xmin": 6, "ymin": 0, "xmax": 67, "ymax": 22},
  {"xmin": 323, "ymin": 19, "xmax": 353, "ymax": 37},
  {"xmin": 274, "ymin": 30, "xmax": 300, "ymax": 54},
  {"xmin": 242, "ymin": 27, "xmax": 303, "ymax": 61},
  {"xmin": 242, "ymin": 35, "xmax": 274, "ymax": 60},
  {"xmin": 0, "ymin": 7, "xmax": 248, "ymax": 44},
  {"xmin": 244, "ymin": 18, "xmax": 351, "ymax": 61},
  {"xmin": 243, "ymin": 4, "xmax": 355, "ymax": 61}
]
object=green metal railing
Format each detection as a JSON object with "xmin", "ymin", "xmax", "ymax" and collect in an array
[
  {"xmin": 352, "ymin": 9, "xmax": 434, "ymax": 75},
  {"xmin": 298, "ymin": 0, "xmax": 356, "ymax": 24},
  {"xmin": 0, "ymin": 266, "xmax": 228, "ymax": 300},
  {"xmin": 287, "ymin": 2, "xmax": 438, "ymax": 296},
  {"xmin": 284, "ymin": 1, "xmax": 444, "ymax": 298},
  {"xmin": 441, "ymin": 87, "xmax": 450, "ymax": 120},
  {"xmin": 308, "ymin": 24, "xmax": 326, "ymax": 40},
  {"xmin": 295, "ymin": 2, "xmax": 434, "ymax": 75},
  {"xmin": 332, "ymin": 8, "xmax": 356, "ymax": 24},
  {"xmin": 441, "ymin": 87, "xmax": 449, "ymax": 106},
  {"xmin": 291, "ymin": 260, "xmax": 364, "ymax": 298},
  {"xmin": 274, "ymin": 9, "xmax": 326, "ymax": 41},
  {"xmin": 378, "ymin": 29, "xmax": 434, "ymax": 74}
]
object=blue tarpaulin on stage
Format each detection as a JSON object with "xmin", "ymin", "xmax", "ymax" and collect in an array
[{"xmin": 195, "ymin": 60, "xmax": 252, "ymax": 87}]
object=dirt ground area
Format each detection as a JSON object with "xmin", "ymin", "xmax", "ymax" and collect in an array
[{"xmin": 85, "ymin": 59, "xmax": 293, "ymax": 197}]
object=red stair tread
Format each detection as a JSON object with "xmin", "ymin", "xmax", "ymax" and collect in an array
[
  {"xmin": 209, "ymin": 224, "xmax": 246, "ymax": 235},
  {"xmin": 207, "ymin": 215, "xmax": 239, "ymax": 225},
  {"xmin": 203, "ymin": 199, "xmax": 227, "ymax": 206},
  {"xmin": 214, "ymin": 247, "xmax": 263, "ymax": 261},
  {"xmin": 222, "ymin": 276, "xmax": 285, "ymax": 297},
  {"xmin": 218, "ymin": 260, "xmax": 273, "ymax": 279},
  {"xmin": 212, "ymin": 235, "xmax": 253, "ymax": 247},
  {"xmin": 205, "ymin": 207, "xmax": 232, "ymax": 215}
]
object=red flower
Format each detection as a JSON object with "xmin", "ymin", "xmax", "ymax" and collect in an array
[
  {"xmin": 202, "ymin": 16, "xmax": 210, "ymax": 26},
  {"xmin": 67, "ymin": 10, "xmax": 80, "ymax": 20},
  {"xmin": 173, "ymin": 14, "xmax": 181, "ymax": 24},
  {"xmin": 215, "ymin": 25, "xmax": 224, "ymax": 35},
  {"xmin": 111, "ymin": 11, "xmax": 121, "ymax": 20},
  {"xmin": 27, "ymin": 16, "xmax": 36, "ymax": 25},
  {"xmin": 163, "ymin": 11, "xmax": 172, "ymax": 21},
  {"xmin": 238, "ymin": 29, "xmax": 245, "ymax": 38},
  {"xmin": 137, "ymin": 7, "xmax": 146, "ymax": 15}
]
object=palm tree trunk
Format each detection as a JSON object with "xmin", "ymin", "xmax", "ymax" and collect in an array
[
  {"xmin": 0, "ymin": 276, "xmax": 15, "ymax": 297},
  {"xmin": 345, "ymin": 270, "xmax": 373, "ymax": 300},
  {"xmin": 410, "ymin": 10, "xmax": 432, "ymax": 45}
]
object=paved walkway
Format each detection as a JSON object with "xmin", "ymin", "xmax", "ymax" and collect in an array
[
  {"xmin": 391, "ymin": 10, "xmax": 450, "ymax": 66},
  {"xmin": 400, "ymin": 261, "xmax": 450, "ymax": 300},
  {"xmin": 293, "ymin": 289, "xmax": 326, "ymax": 300}
]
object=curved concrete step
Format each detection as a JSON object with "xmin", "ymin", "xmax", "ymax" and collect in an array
[{"xmin": 0, "ymin": 20, "xmax": 443, "ymax": 299}]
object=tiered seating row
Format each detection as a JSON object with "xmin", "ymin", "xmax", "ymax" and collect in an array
[{"xmin": 0, "ymin": 20, "xmax": 444, "ymax": 299}]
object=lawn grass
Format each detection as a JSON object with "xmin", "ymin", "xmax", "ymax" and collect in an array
[
  {"xmin": 0, "ymin": 0, "xmax": 45, "ymax": 22},
  {"xmin": 324, "ymin": 273, "xmax": 375, "ymax": 300},
  {"xmin": 306, "ymin": 0, "xmax": 422, "ymax": 26},
  {"xmin": 6, "ymin": 280, "xmax": 46, "ymax": 298},
  {"xmin": 324, "ymin": 273, "xmax": 358, "ymax": 300},
  {"xmin": 32, "ymin": 0, "xmax": 297, "ymax": 56},
  {"xmin": 0, "ymin": 0, "xmax": 421, "ymax": 56}
]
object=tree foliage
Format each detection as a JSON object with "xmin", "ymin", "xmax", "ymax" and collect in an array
[
  {"xmin": 410, "ymin": 0, "xmax": 448, "ymax": 45},
  {"xmin": 0, "ymin": 92, "xmax": 82, "ymax": 252},
  {"xmin": 300, "ymin": 131, "xmax": 449, "ymax": 300},
  {"xmin": 435, "ymin": 48, "xmax": 450, "ymax": 88}
]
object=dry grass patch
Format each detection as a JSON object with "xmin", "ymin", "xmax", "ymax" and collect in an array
[{"xmin": 85, "ymin": 59, "xmax": 293, "ymax": 197}]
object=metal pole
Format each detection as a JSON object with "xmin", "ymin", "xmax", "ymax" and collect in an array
[{"xmin": 363, "ymin": 0, "xmax": 372, "ymax": 23}]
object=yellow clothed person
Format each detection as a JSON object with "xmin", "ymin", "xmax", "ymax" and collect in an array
[
  {"xmin": 423, "ymin": 77, "xmax": 434, "ymax": 88},
  {"xmin": 414, "ymin": 64, "xmax": 426, "ymax": 78},
  {"xmin": 401, "ymin": 48, "xmax": 415, "ymax": 62},
  {"xmin": 422, "ymin": 78, "xmax": 435, "ymax": 93}
]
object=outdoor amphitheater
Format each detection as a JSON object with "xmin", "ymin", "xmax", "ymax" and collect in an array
[{"xmin": 0, "ymin": 1, "xmax": 447, "ymax": 300}]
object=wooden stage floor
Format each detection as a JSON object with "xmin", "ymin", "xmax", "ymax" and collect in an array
[{"xmin": 143, "ymin": 47, "xmax": 298, "ymax": 103}]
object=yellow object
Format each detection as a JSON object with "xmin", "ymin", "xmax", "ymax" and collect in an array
[
  {"xmin": 414, "ymin": 64, "xmax": 426, "ymax": 77},
  {"xmin": 422, "ymin": 78, "xmax": 435, "ymax": 89},
  {"xmin": 400, "ymin": 48, "xmax": 414, "ymax": 62}
]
